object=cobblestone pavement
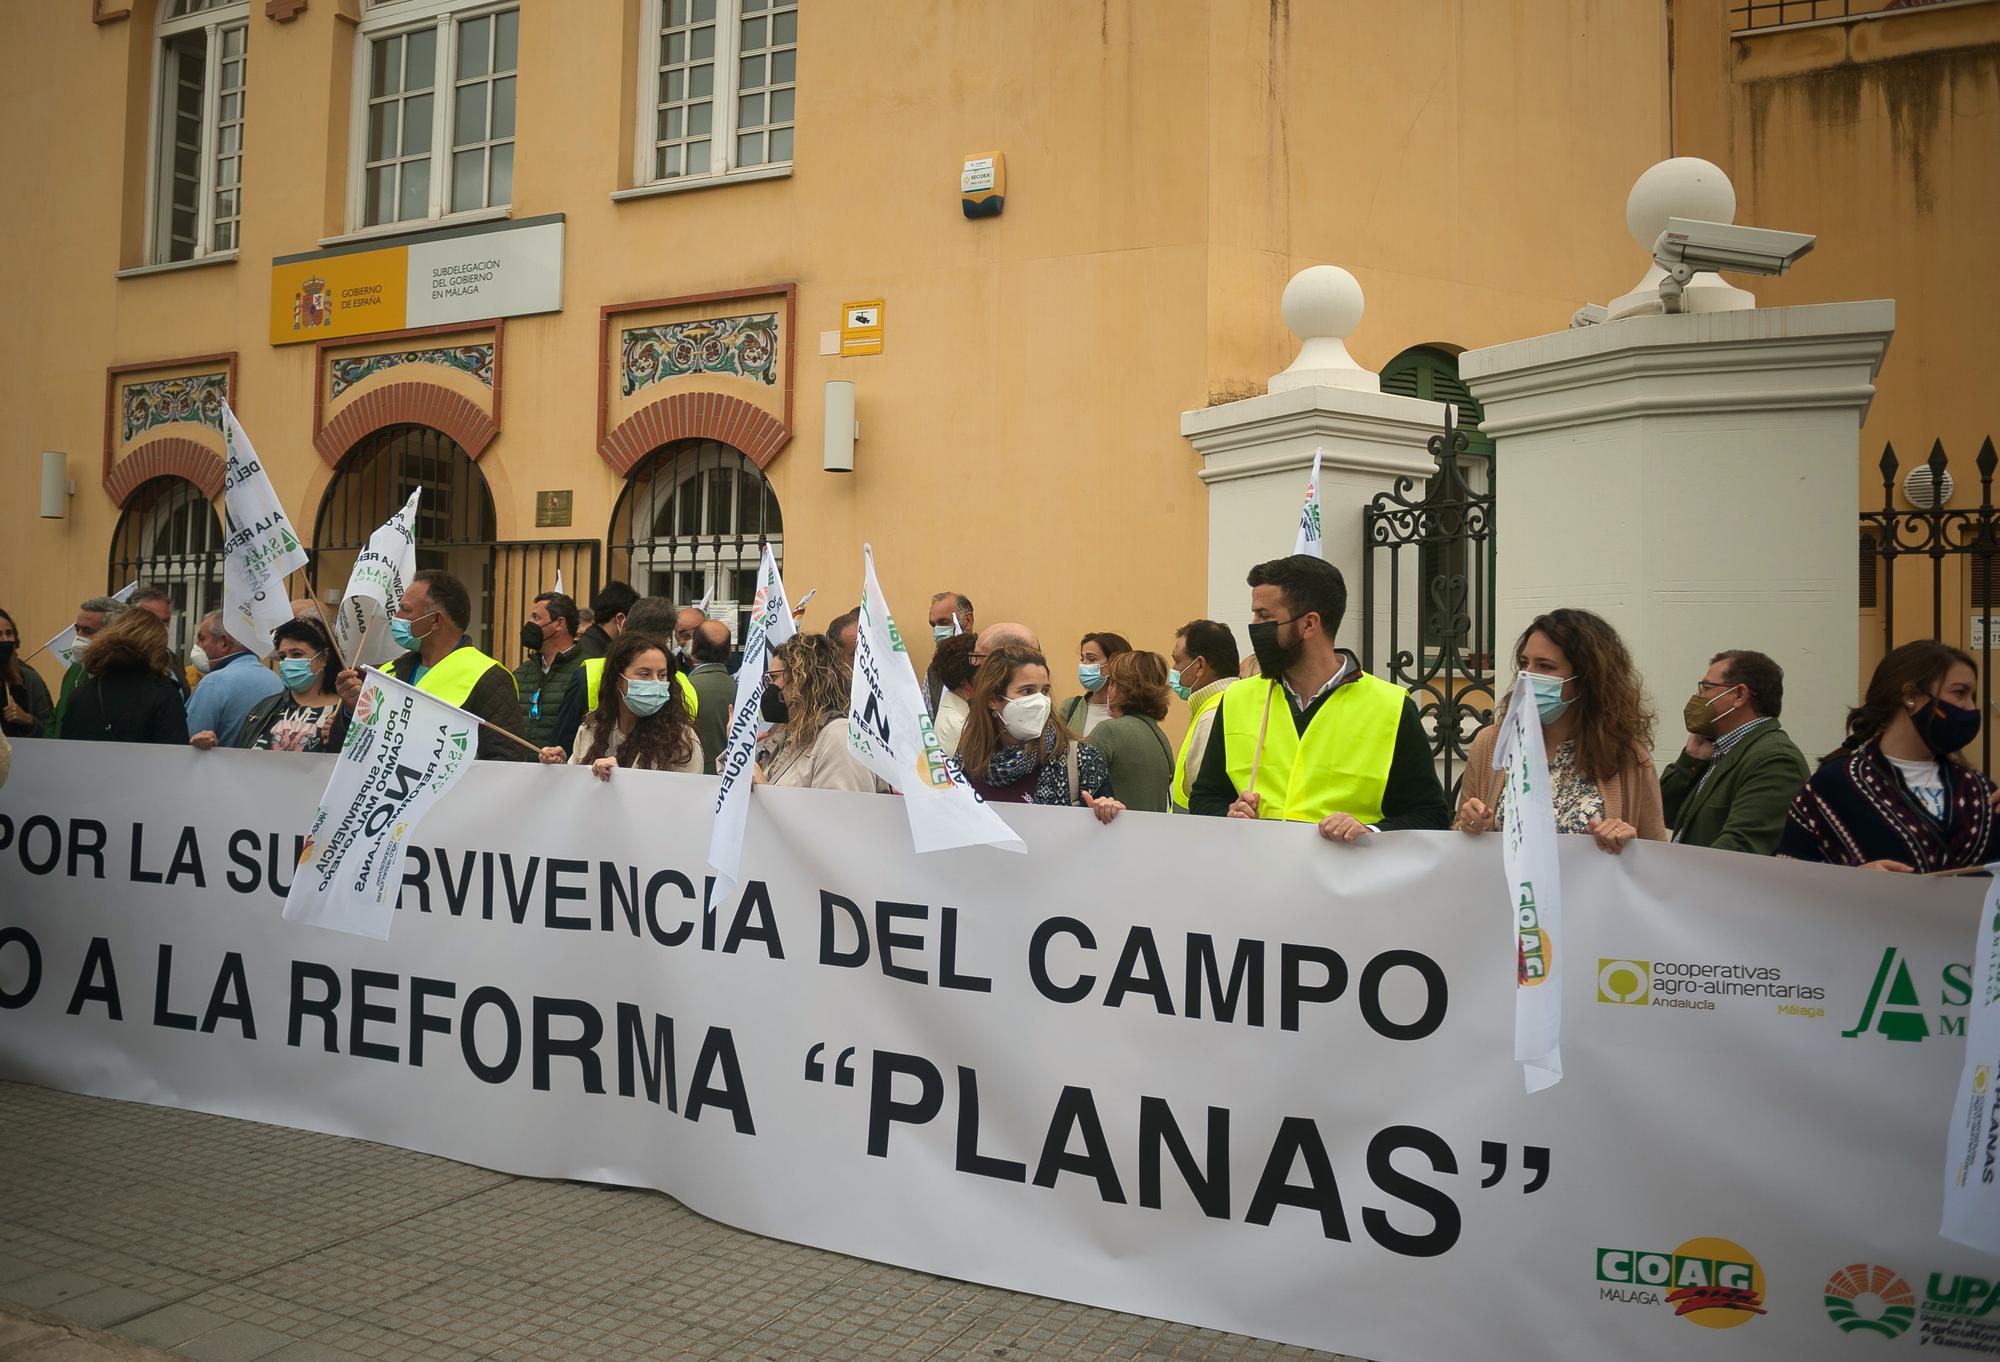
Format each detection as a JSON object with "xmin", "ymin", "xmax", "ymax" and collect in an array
[{"xmin": 0, "ymin": 1083, "xmax": 1362, "ymax": 1362}]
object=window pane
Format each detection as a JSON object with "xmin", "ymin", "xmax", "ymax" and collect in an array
[
  {"xmin": 687, "ymin": 102, "xmax": 710, "ymax": 136},
  {"xmin": 769, "ymin": 87, "xmax": 793, "ymax": 122},
  {"xmin": 490, "ymin": 75, "xmax": 514, "ymax": 139},
  {"xmin": 738, "ymin": 54, "xmax": 763, "ymax": 87},
  {"xmin": 454, "ymin": 83, "xmax": 486, "ymax": 146},
  {"xmin": 367, "ymin": 165, "xmax": 396, "ymax": 223},
  {"xmin": 219, "ymin": 91, "xmax": 240, "ymax": 123},
  {"xmin": 738, "ymin": 93, "xmax": 763, "ymax": 128},
  {"xmin": 406, "ymin": 25, "xmax": 436, "ymax": 88},
  {"xmin": 451, "ymin": 148, "xmax": 483, "ymax": 212},
  {"xmin": 399, "ymin": 157, "xmax": 430, "ymax": 219},
  {"xmin": 771, "ymin": 49, "xmax": 794, "ymax": 83},
  {"xmin": 737, "ymin": 130, "xmax": 763, "ymax": 166},
  {"xmin": 457, "ymin": 16, "xmax": 490, "ymax": 78},
  {"xmin": 662, "ymin": 106, "xmax": 682, "ymax": 140},
  {"xmin": 217, "ymin": 156, "xmax": 239, "ymax": 188},
  {"xmin": 219, "ymin": 122, "xmax": 240, "ymax": 155},
  {"xmin": 222, "ymin": 24, "xmax": 244, "ymax": 59},
  {"xmin": 370, "ymin": 35, "xmax": 399, "ymax": 96},
  {"xmin": 656, "ymin": 145, "xmax": 680, "ymax": 178},
  {"xmin": 494, "ymin": 9, "xmax": 518, "ymax": 72},
  {"xmin": 665, "ymin": 68, "xmax": 682, "ymax": 101},
  {"xmin": 489, "ymin": 142, "xmax": 512, "ymax": 204},
  {"xmin": 214, "ymin": 186, "xmax": 238, "ymax": 219},
  {"xmin": 665, "ymin": 31, "xmax": 684, "ymax": 64},
  {"xmin": 213, "ymin": 218, "xmax": 237, "ymax": 252},
  {"xmin": 401, "ymin": 93, "xmax": 433, "ymax": 154},
  {"xmin": 689, "ymin": 63, "xmax": 713, "ymax": 97},
  {"xmin": 742, "ymin": 0, "xmax": 767, "ymax": 12},
  {"xmin": 741, "ymin": 16, "xmax": 766, "ymax": 48},
  {"xmin": 768, "ymin": 126, "xmax": 792, "ymax": 162},
  {"xmin": 692, "ymin": 0, "xmax": 715, "ymax": 19},
  {"xmin": 686, "ymin": 139, "xmax": 709, "ymax": 173},
  {"xmin": 691, "ymin": 24, "xmax": 714, "ymax": 60},
  {"xmin": 667, "ymin": 0, "xmax": 685, "ymax": 24},
  {"xmin": 368, "ymin": 103, "xmax": 397, "ymax": 160},
  {"xmin": 773, "ymin": 10, "xmax": 796, "ymax": 44}
]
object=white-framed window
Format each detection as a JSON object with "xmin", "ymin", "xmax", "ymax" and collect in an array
[
  {"xmin": 638, "ymin": 0, "xmax": 796, "ymax": 187},
  {"xmin": 150, "ymin": 0, "xmax": 249, "ymax": 264},
  {"xmin": 350, "ymin": 0, "xmax": 517, "ymax": 229}
]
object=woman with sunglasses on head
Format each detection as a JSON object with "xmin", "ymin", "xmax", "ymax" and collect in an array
[
  {"xmin": 752, "ymin": 633, "xmax": 880, "ymax": 791},
  {"xmin": 235, "ymin": 615, "xmax": 349, "ymax": 752},
  {"xmin": 1778, "ymin": 640, "xmax": 1996, "ymax": 872}
]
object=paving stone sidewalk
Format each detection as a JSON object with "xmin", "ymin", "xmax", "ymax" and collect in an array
[{"xmin": 0, "ymin": 1083, "xmax": 1359, "ymax": 1362}]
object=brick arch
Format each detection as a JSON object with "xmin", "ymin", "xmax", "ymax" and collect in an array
[
  {"xmin": 599, "ymin": 391, "xmax": 790, "ymax": 476},
  {"xmin": 104, "ymin": 437, "xmax": 226, "ymax": 507},
  {"xmin": 314, "ymin": 379, "xmax": 497, "ymax": 467}
]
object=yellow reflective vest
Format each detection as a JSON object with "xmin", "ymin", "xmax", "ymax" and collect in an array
[
  {"xmin": 383, "ymin": 644, "xmax": 513, "ymax": 707},
  {"xmin": 1219, "ymin": 671, "xmax": 1406, "ymax": 824},
  {"xmin": 1170, "ymin": 686, "xmax": 1229, "ymax": 811},
  {"xmin": 582, "ymin": 657, "xmax": 698, "ymax": 718}
]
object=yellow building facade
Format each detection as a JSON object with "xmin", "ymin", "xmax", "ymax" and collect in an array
[{"xmin": 12, "ymin": 0, "xmax": 1991, "ymax": 710}]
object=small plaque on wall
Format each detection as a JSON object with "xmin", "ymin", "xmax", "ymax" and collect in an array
[{"xmin": 535, "ymin": 490, "xmax": 573, "ymax": 528}]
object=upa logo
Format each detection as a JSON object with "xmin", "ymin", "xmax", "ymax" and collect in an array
[
  {"xmin": 1596, "ymin": 1237, "xmax": 1768, "ymax": 1328},
  {"xmin": 1597, "ymin": 958, "xmax": 1651, "ymax": 1005},
  {"xmin": 1823, "ymin": 1263, "xmax": 1916, "ymax": 1339},
  {"xmin": 354, "ymin": 685, "xmax": 386, "ymax": 727},
  {"xmin": 1517, "ymin": 884, "xmax": 1552, "ymax": 986}
]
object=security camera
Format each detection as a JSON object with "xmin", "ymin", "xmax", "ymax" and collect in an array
[{"xmin": 1652, "ymin": 218, "xmax": 1815, "ymax": 313}]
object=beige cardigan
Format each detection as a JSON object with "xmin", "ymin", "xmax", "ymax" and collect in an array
[{"xmin": 1458, "ymin": 723, "xmax": 1667, "ymax": 841}]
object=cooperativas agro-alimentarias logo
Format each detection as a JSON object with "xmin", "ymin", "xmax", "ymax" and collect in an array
[{"xmin": 1596, "ymin": 1237, "xmax": 1767, "ymax": 1329}]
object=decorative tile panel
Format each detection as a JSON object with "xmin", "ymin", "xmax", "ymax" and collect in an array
[
  {"xmin": 621, "ymin": 315, "xmax": 778, "ymax": 396},
  {"xmin": 329, "ymin": 344, "xmax": 495, "ymax": 400},
  {"xmin": 121, "ymin": 374, "xmax": 228, "ymax": 443}
]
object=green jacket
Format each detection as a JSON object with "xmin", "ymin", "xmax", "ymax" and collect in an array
[
  {"xmin": 1660, "ymin": 719, "xmax": 1811, "ymax": 855},
  {"xmin": 514, "ymin": 644, "xmax": 586, "ymax": 749}
]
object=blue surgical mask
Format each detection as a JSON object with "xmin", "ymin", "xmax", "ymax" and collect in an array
[
  {"xmin": 623, "ymin": 678, "xmax": 673, "ymax": 717},
  {"xmin": 1169, "ymin": 668, "xmax": 1193, "ymax": 702},
  {"xmin": 277, "ymin": 656, "xmax": 320, "ymax": 692},
  {"xmin": 1078, "ymin": 662, "xmax": 1105, "ymax": 693},
  {"xmin": 1525, "ymin": 672, "xmax": 1575, "ymax": 725},
  {"xmin": 932, "ymin": 625, "xmax": 954, "ymax": 643},
  {"xmin": 389, "ymin": 617, "xmax": 421, "ymax": 651}
]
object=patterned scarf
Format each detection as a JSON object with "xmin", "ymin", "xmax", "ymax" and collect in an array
[{"xmin": 985, "ymin": 729, "xmax": 1055, "ymax": 786}]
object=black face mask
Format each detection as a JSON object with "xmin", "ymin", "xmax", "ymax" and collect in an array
[
  {"xmin": 520, "ymin": 621, "xmax": 545, "ymax": 651},
  {"xmin": 760, "ymin": 686, "xmax": 790, "ymax": 725},
  {"xmin": 0, "ymin": 641, "xmax": 15, "ymax": 668},
  {"xmin": 1247, "ymin": 620, "xmax": 1302, "ymax": 679},
  {"xmin": 1913, "ymin": 697, "xmax": 1981, "ymax": 758}
]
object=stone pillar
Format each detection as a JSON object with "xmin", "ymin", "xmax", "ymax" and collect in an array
[
  {"xmin": 1461, "ymin": 298, "xmax": 1894, "ymax": 765},
  {"xmin": 1182, "ymin": 266, "xmax": 1445, "ymax": 661}
]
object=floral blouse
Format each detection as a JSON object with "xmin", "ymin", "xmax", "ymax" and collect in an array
[{"xmin": 1497, "ymin": 740, "xmax": 1607, "ymax": 835}]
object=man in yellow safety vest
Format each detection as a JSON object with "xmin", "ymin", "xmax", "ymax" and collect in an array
[
  {"xmin": 334, "ymin": 569, "xmax": 531, "ymax": 761},
  {"xmin": 1167, "ymin": 619, "xmax": 1238, "ymax": 812},
  {"xmin": 1188, "ymin": 555, "xmax": 1448, "ymax": 840}
]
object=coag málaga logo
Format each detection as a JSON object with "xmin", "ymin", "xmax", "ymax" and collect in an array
[
  {"xmin": 1824, "ymin": 1264, "xmax": 1916, "ymax": 1338},
  {"xmin": 1596, "ymin": 1237, "xmax": 1767, "ymax": 1328},
  {"xmin": 1517, "ymin": 883, "xmax": 1552, "ymax": 987}
]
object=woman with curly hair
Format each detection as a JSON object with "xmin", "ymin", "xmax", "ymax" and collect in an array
[
  {"xmin": 754, "ymin": 633, "xmax": 879, "ymax": 791},
  {"xmin": 1778, "ymin": 640, "xmax": 1995, "ymax": 872},
  {"xmin": 538, "ymin": 632, "xmax": 700, "ymax": 780},
  {"xmin": 58, "ymin": 607, "xmax": 188, "ymax": 745},
  {"xmin": 1455, "ymin": 609, "xmax": 1665, "ymax": 853},
  {"xmin": 1086, "ymin": 650, "xmax": 1176, "ymax": 813},
  {"xmin": 956, "ymin": 646, "xmax": 1124, "ymax": 823}
]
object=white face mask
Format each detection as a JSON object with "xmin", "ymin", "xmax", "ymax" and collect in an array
[
  {"xmin": 189, "ymin": 645, "xmax": 212, "ymax": 675},
  {"xmin": 999, "ymin": 693, "xmax": 1051, "ymax": 741}
]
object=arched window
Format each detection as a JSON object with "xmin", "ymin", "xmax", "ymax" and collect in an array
[
  {"xmin": 108, "ymin": 475, "xmax": 223, "ymax": 659},
  {"xmin": 608, "ymin": 439, "xmax": 782, "ymax": 643},
  {"xmin": 315, "ymin": 424, "xmax": 498, "ymax": 650}
]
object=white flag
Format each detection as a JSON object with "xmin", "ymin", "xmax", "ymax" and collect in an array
[
  {"xmin": 220, "ymin": 402, "xmax": 310, "ymax": 658},
  {"xmin": 283, "ymin": 668, "xmax": 477, "ymax": 940},
  {"xmin": 335, "ymin": 489, "xmax": 420, "ymax": 668},
  {"xmin": 553, "ymin": 567, "xmax": 565, "ymax": 596},
  {"xmin": 41, "ymin": 580, "xmax": 138, "ymax": 669},
  {"xmin": 1941, "ymin": 869, "xmax": 2000, "ymax": 1254},
  {"xmin": 707, "ymin": 546, "xmax": 795, "ymax": 912},
  {"xmin": 1293, "ymin": 448, "xmax": 1324, "ymax": 558},
  {"xmin": 848, "ymin": 545, "xmax": 1024, "ymax": 855},
  {"xmin": 1493, "ymin": 670, "xmax": 1562, "ymax": 1092}
]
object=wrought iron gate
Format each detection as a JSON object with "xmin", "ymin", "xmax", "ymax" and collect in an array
[
  {"xmin": 1361, "ymin": 414, "xmax": 1497, "ymax": 798},
  {"xmin": 1859, "ymin": 437, "xmax": 2000, "ymax": 772}
]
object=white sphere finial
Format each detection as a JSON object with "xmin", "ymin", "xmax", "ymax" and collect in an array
[
  {"xmin": 1271, "ymin": 265, "xmax": 1376, "ymax": 393},
  {"xmin": 1626, "ymin": 157, "xmax": 1738, "ymax": 250}
]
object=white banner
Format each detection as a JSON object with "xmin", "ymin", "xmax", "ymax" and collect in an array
[
  {"xmin": 39, "ymin": 580, "xmax": 137, "ymax": 668},
  {"xmin": 1493, "ymin": 671, "xmax": 1562, "ymax": 1091},
  {"xmin": 1943, "ymin": 870, "xmax": 2000, "ymax": 1255},
  {"xmin": 3, "ymin": 745, "xmax": 1998, "ymax": 1362},
  {"xmin": 282, "ymin": 669, "xmax": 477, "ymax": 940},
  {"xmin": 846, "ymin": 544, "xmax": 1023, "ymax": 855},
  {"xmin": 220, "ymin": 403, "xmax": 311, "ymax": 658},
  {"xmin": 707, "ymin": 545, "xmax": 794, "ymax": 910},
  {"xmin": 1294, "ymin": 448, "xmax": 1324, "ymax": 558},
  {"xmin": 335, "ymin": 489, "xmax": 420, "ymax": 669}
]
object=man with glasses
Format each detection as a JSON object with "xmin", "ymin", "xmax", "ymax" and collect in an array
[
  {"xmin": 1188, "ymin": 554, "xmax": 1448, "ymax": 839},
  {"xmin": 1661, "ymin": 649, "xmax": 1809, "ymax": 854}
]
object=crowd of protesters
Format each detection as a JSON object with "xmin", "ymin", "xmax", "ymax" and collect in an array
[{"xmin": 2, "ymin": 554, "xmax": 1989, "ymax": 872}]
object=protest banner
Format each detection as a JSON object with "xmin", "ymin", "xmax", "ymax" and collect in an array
[
  {"xmin": 1942, "ymin": 870, "xmax": 2000, "ymax": 1256},
  {"xmin": 35, "ymin": 581, "xmax": 137, "ymax": 668},
  {"xmin": 707, "ymin": 545, "xmax": 794, "ymax": 910},
  {"xmin": 1294, "ymin": 448, "xmax": 1324, "ymax": 559},
  {"xmin": 1493, "ymin": 670, "xmax": 1563, "ymax": 1092},
  {"xmin": 220, "ymin": 403, "xmax": 310, "ymax": 657},
  {"xmin": 281, "ymin": 669, "xmax": 478, "ymax": 940},
  {"xmin": 2, "ymin": 743, "xmax": 1995, "ymax": 1362},
  {"xmin": 846, "ymin": 544, "xmax": 1022, "ymax": 854},
  {"xmin": 334, "ymin": 489, "xmax": 420, "ymax": 668}
]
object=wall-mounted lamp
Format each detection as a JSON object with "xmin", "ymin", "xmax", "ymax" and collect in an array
[
  {"xmin": 824, "ymin": 381, "xmax": 857, "ymax": 473},
  {"xmin": 40, "ymin": 451, "xmax": 74, "ymax": 519}
]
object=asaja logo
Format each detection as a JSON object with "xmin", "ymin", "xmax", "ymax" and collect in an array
[
  {"xmin": 1843, "ymin": 946, "xmax": 1972, "ymax": 1042},
  {"xmin": 1517, "ymin": 883, "xmax": 1552, "ymax": 987},
  {"xmin": 1598, "ymin": 959, "xmax": 1651, "ymax": 1005},
  {"xmin": 1596, "ymin": 1237, "xmax": 1767, "ymax": 1329},
  {"xmin": 1824, "ymin": 1264, "xmax": 1916, "ymax": 1338},
  {"xmin": 293, "ymin": 276, "xmax": 332, "ymax": 331}
]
